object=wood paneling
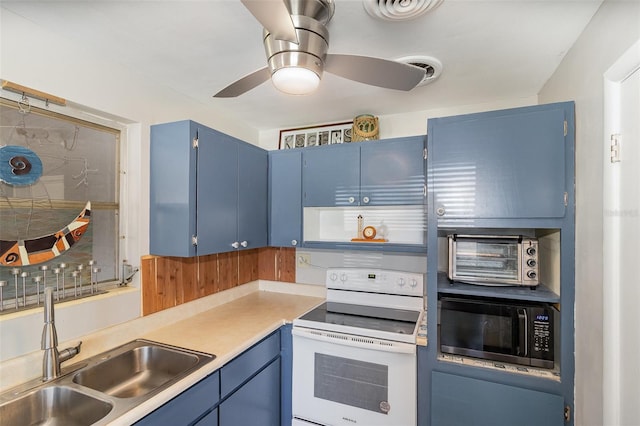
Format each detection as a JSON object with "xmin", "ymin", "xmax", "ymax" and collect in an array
[{"xmin": 141, "ymin": 247, "xmax": 297, "ymax": 316}]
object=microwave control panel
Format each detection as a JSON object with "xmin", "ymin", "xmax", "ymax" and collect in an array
[{"xmin": 531, "ymin": 308, "xmax": 553, "ymax": 358}]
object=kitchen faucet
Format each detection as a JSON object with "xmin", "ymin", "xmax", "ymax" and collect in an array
[{"xmin": 41, "ymin": 286, "xmax": 82, "ymax": 381}]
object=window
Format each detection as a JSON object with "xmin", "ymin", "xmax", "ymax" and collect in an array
[{"xmin": 0, "ymin": 97, "xmax": 121, "ymax": 311}]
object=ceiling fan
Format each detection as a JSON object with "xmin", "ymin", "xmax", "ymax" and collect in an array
[{"xmin": 213, "ymin": 0, "xmax": 426, "ymax": 97}]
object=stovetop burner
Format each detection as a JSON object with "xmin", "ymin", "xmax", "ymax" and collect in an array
[{"xmin": 298, "ymin": 302, "xmax": 420, "ymax": 336}]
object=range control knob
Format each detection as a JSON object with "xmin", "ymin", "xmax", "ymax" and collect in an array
[
  {"xmin": 527, "ymin": 259, "xmax": 537, "ymax": 267},
  {"xmin": 527, "ymin": 271, "xmax": 537, "ymax": 279},
  {"xmin": 397, "ymin": 278, "xmax": 406, "ymax": 287},
  {"xmin": 410, "ymin": 278, "xmax": 418, "ymax": 288},
  {"xmin": 330, "ymin": 273, "xmax": 338, "ymax": 282},
  {"xmin": 526, "ymin": 247, "xmax": 537, "ymax": 256},
  {"xmin": 340, "ymin": 273, "xmax": 348, "ymax": 282}
]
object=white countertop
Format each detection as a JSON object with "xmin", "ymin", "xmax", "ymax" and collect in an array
[{"xmin": 0, "ymin": 281, "xmax": 325, "ymax": 424}]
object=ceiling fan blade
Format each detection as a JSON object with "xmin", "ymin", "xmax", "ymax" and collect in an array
[
  {"xmin": 325, "ymin": 54, "xmax": 425, "ymax": 91},
  {"xmin": 240, "ymin": 0, "xmax": 298, "ymax": 43},
  {"xmin": 213, "ymin": 67, "xmax": 271, "ymax": 98}
]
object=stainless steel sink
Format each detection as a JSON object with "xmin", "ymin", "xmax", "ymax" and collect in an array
[
  {"xmin": 0, "ymin": 386, "xmax": 113, "ymax": 426},
  {"xmin": 0, "ymin": 339, "xmax": 215, "ymax": 425},
  {"xmin": 73, "ymin": 342, "xmax": 201, "ymax": 398}
]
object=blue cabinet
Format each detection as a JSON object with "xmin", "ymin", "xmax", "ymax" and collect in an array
[
  {"xmin": 428, "ymin": 103, "xmax": 573, "ymax": 223},
  {"xmin": 219, "ymin": 359, "xmax": 280, "ymax": 426},
  {"xmin": 431, "ymin": 371, "xmax": 565, "ymax": 426},
  {"xmin": 302, "ymin": 136, "xmax": 426, "ymax": 207},
  {"xmin": 150, "ymin": 120, "xmax": 267, "ymax": 256},
  {"xmin": 134, "ymin": 371, "xmax": 220, "ymax": 426},
  {"xmin": 268, "ymin": 150, "xmax": 302, "ymax": 247},
  {"xmin": 134, "ymin": 328, "xmax": 285, "ymax": 426},
  {"xmin": 424, "ymin": 102, "xmax": 576, "ymax": 425}
]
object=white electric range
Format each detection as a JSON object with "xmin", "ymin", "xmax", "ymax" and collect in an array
[{"xmin": 292, "ymin": 268, "xmax": 425, "ymax": 426}]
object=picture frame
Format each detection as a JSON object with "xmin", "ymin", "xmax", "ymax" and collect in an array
[{"xmin": 279, "ymin": 121, "xmax": 353, "ymax": 149}]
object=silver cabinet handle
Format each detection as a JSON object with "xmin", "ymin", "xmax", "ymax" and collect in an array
[
  {"xmin": 436, "ymin": 206, "xmax": 446, "ymax": 216},
  {"xmin": 231, "ymin": 241, "xmax": 240, "ymax": 249},
  {"xmin": 362, "ymin": 196, "xmax": 370, "ymax": 204},
  {"xmin": 291, "ymin": 239, "xmax": 298, "ymax": 246},
  {"xmin": 240, "ymin": 241, "xmax": 248, "ymax": 248}
]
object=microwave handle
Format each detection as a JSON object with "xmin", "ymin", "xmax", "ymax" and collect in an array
[{"xmin": 517, "ymin": 308, "xmax": 528, "ymax": 357}]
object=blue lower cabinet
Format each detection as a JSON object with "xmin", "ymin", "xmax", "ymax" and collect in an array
[
  {"xmin": 431, "ymin": 371, "xmax": 565, "ymax": 426},
  {"xmin": 194, "ymin": 408, "xmax": 218, "ymax": 426},
  {"xmin": 134, "ymin": 371, "xmax": 220, "ymax": 426},
  {"xmin": 219, "ymin": 358, "xmax": 281, "ymax": 426}
]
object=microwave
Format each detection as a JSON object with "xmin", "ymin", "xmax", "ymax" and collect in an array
[
  {"xmin": 439, "ymin": 296, "xmax": 555, "ymax": 369},
  {"xmin": 448, "ymin": 234, "xmax": 539, "ymax": 287}
]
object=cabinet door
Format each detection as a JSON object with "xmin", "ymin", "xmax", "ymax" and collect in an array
[
  {"xmin": 360, "ymin": 136, "xmax": 426, "ymax": 205},
  {"xmin": 150, "ymin": 120, "xmax": 198, "ymax": 257},
  {"xmin": 302, "ymin": 144, "xmax": 360, "ymax": 206},
  {"xmin": 269, "ymin": 150, "xmax": 302, "ymax": 247},
  {"xmin": 238, "ymin": 143, "xmax": 268, "ymax": 250},
  {"xmin": 198, "ymin": 127, "xmax": 239, "ymax": 255},
  {"xmin": 134, "ymin": 372, "xmax": 219, "ymax": 426},
  {"xmin": 430, "ymin": 103, "xmax": 569, "ymax": 220},
  {"xmin": 219, "ymin": 359, "xmax": 281, "ymax": 426},
  {"xmin": 431, "ymin": 371, "xmax": 564, "ymax": 426}
]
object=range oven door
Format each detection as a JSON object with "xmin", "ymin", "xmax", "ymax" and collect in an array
[{"xmin": 292, "ymin": 327, "xmax": 416, "ymax": 426}]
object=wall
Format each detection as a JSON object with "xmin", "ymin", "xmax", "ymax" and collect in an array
[{"xmin": 538, "ymin": 1, "xmax": 640, "ymax": 425}]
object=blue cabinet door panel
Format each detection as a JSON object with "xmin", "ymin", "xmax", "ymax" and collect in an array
[
  {"xmin": 269, "ymin": 150, "xmax": 302, "ymax": 247},
  {"xmin": 150, "ymin": 120, "xmax": 198, "ymax": 256},
  {"xmin": 431, "ymin": 371, "xmax": 564, "ymax": 426},
  {"xmin": 219, "ymin": 359, "xmax": 281, "ymax": 426},
  {"xmin": 220, "ymin": 330, "xmax": 280, "ymax": 398},
  {"xmin": 431, "ymin": 105, "xmax": 567, "ymax": 219},
  {"xmin": 197, "ymin": 128, "xmax": 239, "ymax": 254},
  {"xmin": 134, "ymin": 371, "xmax": 220, "ymax": 426},
  {"xmin": 360, "ymin": 136, "xmax": 426, "ymax": 205},
  {"xmin": 302, "ymin": 144, "xmax": 360, "ymax": 206},
  {"xmin": 238, "ymin": 143, "xmax": 268, "ymax": 249},
  {"xmin": 194, "ymin": 408, "xmax": 218, "ymax": 426}
]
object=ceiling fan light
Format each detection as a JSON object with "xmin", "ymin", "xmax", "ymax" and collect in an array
[{"xmin": 271, "ymin": 67, "xmax": 320, "ymax": 95}]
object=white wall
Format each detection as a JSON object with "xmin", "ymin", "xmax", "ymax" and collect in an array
[{"xmin": 538, "ymin": 1, "xmax": 640, "ymax": 425}]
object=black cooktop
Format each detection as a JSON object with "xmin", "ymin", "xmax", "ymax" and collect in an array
[{"xmin": 298, "ymin": 302, "xmax": 419, "ymax": 336}]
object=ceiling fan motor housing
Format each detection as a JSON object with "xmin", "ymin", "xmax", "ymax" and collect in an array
[{"xmin": 263, "ymin": 15, "xmax": 330, "ymax": 79}]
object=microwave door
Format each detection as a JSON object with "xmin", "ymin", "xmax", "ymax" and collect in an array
[{"xmin": 440, "ymin": 299, "xmax": 522, "ymax": 363}]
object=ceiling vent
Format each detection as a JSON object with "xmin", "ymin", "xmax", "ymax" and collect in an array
[
  {"xmin": 396, "ymin": 56, "xmax": 442, "ymax": 86},
  {"xmin": 363, "ymin": 0, "xmax": 444, "ymax": 21}
]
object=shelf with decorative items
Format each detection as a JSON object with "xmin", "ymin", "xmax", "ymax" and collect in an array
[{"xmin": 301, "ymin": 205, "xmax": 426, "ymax": 252}]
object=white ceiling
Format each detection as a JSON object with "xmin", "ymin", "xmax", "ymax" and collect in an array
[{"xmin": 2, "ymin": 0, "xmax": 602, "ymax": 130}]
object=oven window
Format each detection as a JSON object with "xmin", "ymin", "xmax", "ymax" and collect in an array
[
  {"xmin": 314, "ymin": 353, "xmax": 388, "ymax": 414},
  {"xmin": 455, "ymin": 240, "xmax": 519, "ymax": 280}
]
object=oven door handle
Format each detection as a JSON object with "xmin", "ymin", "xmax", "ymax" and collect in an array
[
  {"xmin": 517, "ymin": 308, "xmax": 528, "ymax": 357},
  {"xmin": 292, "ymin": 327, "xmax": 416, "ymax": 354}
]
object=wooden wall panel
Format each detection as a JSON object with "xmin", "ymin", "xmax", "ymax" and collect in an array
[{"xmin": 141, "ymin": 247, "xmax": 297, "ymax": 316}]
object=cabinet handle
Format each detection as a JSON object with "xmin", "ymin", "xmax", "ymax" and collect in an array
[
  {"xmin": 362, "ymin": 196, "xmax": 370, "ymax": 204},
  {"xmin": 231, "ymin": 241, "xmax": 240, "ymax": 249},
  {"xmin": 291, "ymin": 239, "xmax": 298, "ymax": 246},
  {"xmin": 240, "ymin": 240, "xmax": 248, "ymax": 248},
  {"xmin": 436, "ymin": 206, "xmax": 446, "ymax": 216},
  {"xmin": 348, "ymin": 196, "xmax": 356, "ymax": 204}
]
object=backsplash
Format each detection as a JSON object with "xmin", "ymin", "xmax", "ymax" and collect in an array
[{"xmin": 141, "ymin": 247, "xmax": 295, "ymax": 315}]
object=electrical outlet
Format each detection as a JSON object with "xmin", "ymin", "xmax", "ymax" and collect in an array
[{"xmin": 297, "ymin": 253, "xmax": 311, "ymax": 268}]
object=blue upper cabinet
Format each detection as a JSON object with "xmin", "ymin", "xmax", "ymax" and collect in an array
[
  {"xmin": 302, "ymin": 136, "xmax": 426, "ymax": 207},
  {"xmin": 302, "ymin": 143, "xmax": 360, "ymax": 206},
  {"xmin": 150, "ymin": 120, "xmax": 268, "ymax": 256},
  {"xmin": 237, "ymin": 143, "xmax": 268, "ymax": 250},
  {"xmin": 360, "ymin": 136, "xmax": 426, "ymax": 206},
  {"xmin": 428, "ymin": 102, "xmax": 574, "ymax": 224},
  {"xmin": 269, "ymin": 150, "xmax": 302, "ymax": 247}
]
